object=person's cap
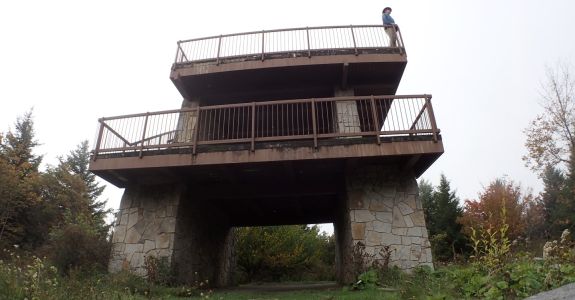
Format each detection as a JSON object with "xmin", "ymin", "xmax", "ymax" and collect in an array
[{"xmin": 384, "ymin": 7, "xmax": 392, "ymax": 12}]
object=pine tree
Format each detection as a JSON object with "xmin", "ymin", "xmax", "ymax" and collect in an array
[
  {"xmin": 420, "ymin": 174, "xmax": 465, "ymax": 261},
  {"xmin": 0, "ymin": 111, "xmax": 42, "ymax": 178},
  {"xmin": 540, "ymin": 165, "xmax": 565, "ymax": 236},
  {"xmin": 0, "ymin": 111, "xmax": 42, "ymax": 249},
  {"xmin": 60, "ymin": 141, "xmax": 109, "ymax": 236},
  {"xmin": 419, "ymin": 179, "xmax": 435, "ymax": 230}
]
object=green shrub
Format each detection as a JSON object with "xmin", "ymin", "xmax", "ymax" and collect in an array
[{"xmin": 46, "ymin": 220, "xmax": 110, "ymax": 275}]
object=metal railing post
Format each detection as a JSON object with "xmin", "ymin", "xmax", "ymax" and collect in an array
[
  {"xmin": 396, "ymin": 26, "xmax": 406, "ymax": 56},
  {"xmin": 350, "ymin": 25, "xmax": 358, "ymax": 56},
  {"xmin": 93, "ymin": 119, "xmax": 105, "ymax": 161},
  {"xmin": 261, "ymin": 30, "xmax": 265, "ymax": 61},
  {"xmin": 425, "ymin": 95, "xmax": 439, "ymax": 142},
  {"xmin": 139, "ymin": 113, "xmax": 149, "ymax": 158},
  {"xmin": 306, "ymin": 27, "xmax": 311, "ymax": 58},
  {"xmin": 369, "ymin": 95, "xmax": 381, "ymax": 145},
  {"xmin": 192, "ymin": 108, "xmax": 200, "ymax": 155},
  {"xmin": 251, "ymin": 102, "xmax": 256, "ymax": 151},
  {"xmin": 216, "ymin": 35, "xmax": 222, "ymax": 65},
  {"xmin": 311, "ymin": 99, "xmax": 318, "ymax": 149}
]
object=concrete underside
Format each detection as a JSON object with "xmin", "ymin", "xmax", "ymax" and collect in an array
[{"xmin": 108, "ymin": 163, "xmax": 433, "ymax": 286}]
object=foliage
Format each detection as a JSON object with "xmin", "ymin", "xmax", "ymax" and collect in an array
[
  {"xmin": 524, "ymin": 62, "xmax": 575, "ymax": 174},
  {"xmin": 45, "ymin": 213, "xmax": 111, "ymax": 275},
  {"xmin": 235, "ymin": 225, "xmax": 334, "ymax": 282},
  {"xmin": 0, "ymin": 110, "xmax": 43, "ymax": 178},
  {"xmin": 469, "ymin": 207, "xmax": 511, "ymax": 273},
  {"xmin": 459, "ymin": 178, "xmax": 532, "ymax": 241},
  {"xmin": 62, "ymin": 141, "xmax": 110, "ymax": 236},
  {"xmin": 0, "ymin": 112, "xmax": 43, "ymax": 251},
  {"xmin": 144, "ymin": 255, "xmax": 174, "ymax": 285},
  {"xmin": 419, "ymin": 175, "xmax": 466, "ymax": 261}
]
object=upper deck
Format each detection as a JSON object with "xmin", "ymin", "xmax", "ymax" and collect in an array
[
  {"xmin": 170, "ymin": 25, "xmax": 407, "ymax": 104},
  {"xmin": 89, "ymin": 25, "xmax": 442, "ymax": 189}
]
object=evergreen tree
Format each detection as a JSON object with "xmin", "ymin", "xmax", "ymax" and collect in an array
[
  {"xmin": 540, "ymin": 165, "xmax": 565, "ymax": 236},
  {"xmin": 419, "ymin": 179, "xmax": 435, "ymax": 228},
  {"xmin": 0, "ymin": 111, "xmax": 43, "ymax": 249},
  {"xmin": 0, "ymin": 111, "xmax": 42, "ymax": 178},
  {"xmin": 62, "ymin": 141, "xmax": 109, "ymax": 235},
  {"xmin": 420, "ymin": 175, "xmax": 465, "ymax": 261}
]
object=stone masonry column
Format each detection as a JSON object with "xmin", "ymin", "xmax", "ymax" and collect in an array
[
  {"xmin": 171, "ymin": 190, "xmax": 236, "ymax": 287},
  {"xmin": 341, "ymin": 164, "xmax": 433, "ymax": 278},
  {"xmin": 109, "ymin": 184, "xmax": 182, "ymax": 276},
  {"xmin": 334, "ymin": 87, "xmax": 361, "ymax": 134}
]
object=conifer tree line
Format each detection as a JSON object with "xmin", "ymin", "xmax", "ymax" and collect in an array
[{"xmin": 0, "ymin": 111, "xmax": 110, "ymax": 273}]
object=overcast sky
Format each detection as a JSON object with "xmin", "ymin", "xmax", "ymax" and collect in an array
[{"xmin": 2, "ymin": 0, "xmax": 575, "ymax": 232}]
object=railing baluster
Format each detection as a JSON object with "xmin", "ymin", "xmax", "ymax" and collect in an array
[
  {"xmin": 139, "ymin": 113, "xmax": 149, "ymax": 158},
  {"xmin": 193, "ymin": 108, "xmax": 200, "ymax": 155},
  {"xmin": 306, "ymin": 27, "xmax": 311, "ymax": 58},
  {"xmin": 216, "ymin": 35, "xmax": 222, "ymax": 65},
  {"xmin": 350, "ymin": 25, "xmax": 358, "ymax": 56},
  {"xmin": 93, "ymin": 119, "xmax": 105, "ymax": 161},
  {"xmin": 370, "ymin": 95, "xmax": 381, "ymax": 145},
  {"xmin": 425, "ymin": 95, "xmax": 439, "ymax": 142},
  {"xmin": 251, "ymin": 102, "xmax": 256, "ymax": 151},
  {"xmin": 261, "ymin": 30, "xmax": 265, "ymax": 61},
  {"xmin": 311, "ymin": 99, "xmax": 317, "ymax": 149}
]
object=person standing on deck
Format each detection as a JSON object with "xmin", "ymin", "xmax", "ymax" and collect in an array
[{"xmin": 382, "ymin": 7, "xmax": 398, "ymax": 47}]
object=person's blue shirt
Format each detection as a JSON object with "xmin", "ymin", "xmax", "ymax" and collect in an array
[{"xmin": 382, "ymin": 13, "xmax": 395, "ymax": 25}]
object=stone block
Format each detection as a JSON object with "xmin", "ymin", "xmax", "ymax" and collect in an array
[
  {"xmin": 397, "ymin": 245, "xmax": 411, "ymax": 260},
  {"xmin": 366, "ymin": 231, "xmax": 383, "ymax": 246},
  {"xmin": 389, "ymin": 244, "xmax": 401, "ymax": 261},
  {"xmin": 402, "ymin": 236, "xmax": 411, "ymax": 246},
  {"xmin": 128, "ymin": 211, "xmax": 139, "ymax": 229},
  {"xmin": 398, "ymin": 202, "xmax": 414, "ymax": 215},
  {"xmin": 125, "ymin": 227, "xmax": 142, "ymax": 244},
  {"xmin": 392, "ymin": 207, "xmax": 406, "ymax": 227},
  {"xmin": 130, "ymin": 253, "xmax": 145, "ymax": 269},
  {"xmin": 156, "ymin": 232, "xmax": 171, "ymax": 249},
  {"xmin": 411, "ymin": 211, "xmax": 426, "ymax": 227},
  {"xmin": 410, "ymin": 245, "xmax": 422, "ymax": 261},
  {"xmin": 355, "ymin": 210, "xmax": 375, "ymax": 222},
  {"xmin": 375, "ymin": 212, "xmax": 393, "ymax": 223},
  {"xmin": 381, "ymin": 233, "xmax": 401, "ymax": 245},
  {"xmin": 407, "ymin": 227, "xmax": 422, "ymax": 237},
  {"xmin": 125, "ymin": 243, "xmax": 144, "ymax": 254},
  {"xmin": 159, "ymin": 217, "xmax": 176, "ymax": 233},
  {"xmin": 112, "ymin": 225, "xmax": 127, "ymax": 243},
  {"xmin": 404, "ymin": 215, "xmax": 414, "ymax": 227},
  {"xmin": 351, "ymin": 223, "xmax": 366, "ymax": 240},
  {"xmin": 369, "ymin": 196, "xmax": 393, "ymax": 212},
  {"xmin": 411, "ymin": 236, "xmax": 422, "ymax": 245},
  {"xmin": 373, "ymin": 221, "xmax": 391, "ymax": 233},
  {"xmin": 392, "ymin": 227, "xmax": 408, "ymax": 236},
  {"xmin": 404, "ymin": 195, "xmax": 417, "ymax": 210},
  {"xmin": 120, "ymin": 213, "xmax": 129, "ymax": 225},
  {"xmin": 348, "ymin": 190, "xmax": 365, "ymax": 209},
  {"xmin": 144, "ymin": 240, "xmax": 156, "ymax": 254}
]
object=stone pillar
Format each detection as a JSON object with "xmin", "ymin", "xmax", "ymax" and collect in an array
[
  {"xmin": 109, "ymin": 184, "xmax": 181, "ymax": 276},
  {"xmin": 172, "ymin": 190, "xmax": 235, "ymax": 287},
  {"xmin": 108, "ymin": 184, "xmax": 236, "ymax": 287},
  {"xmin": 334, "ymin": 88, "xmax": 361, "ymax": 134},
  {"xmin": 175, "ymin": 98, "xmax": 200, "ymax": 143},
  {"xmin": 342, "ymin": 165, "xmax": 433, "ymax": 276}
]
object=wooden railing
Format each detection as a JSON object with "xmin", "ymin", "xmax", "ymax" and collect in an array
[
  {"xmin": 173, "ymin": 25, "xmax": 405, "ymax": 65},
  {"xmin": 92, "ymin": 95, "xmax": 438, "ymax": 160}
]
